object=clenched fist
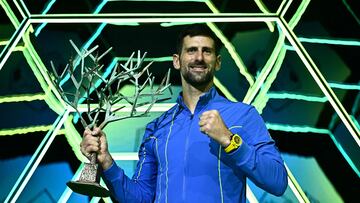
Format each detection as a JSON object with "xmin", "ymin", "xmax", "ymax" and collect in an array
[
  {"xmin": 80, "ymin": 127, "xmax": 113, "ymax": 170},
  {"xmin": 199, "ymin": 110, "xmax": 232, "ymax": 147}
]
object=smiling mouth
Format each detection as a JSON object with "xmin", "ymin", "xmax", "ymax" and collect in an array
[{"xmin": 190, "ymin": 65, "xmax": 207, "ymax": 71}]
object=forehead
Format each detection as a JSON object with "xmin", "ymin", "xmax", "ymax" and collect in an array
[{"xmin": 182, "ymin": 35, "xmax": 215, "ymax": 49}]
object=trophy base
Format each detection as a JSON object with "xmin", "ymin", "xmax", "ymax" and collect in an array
[{"xmin": 66, "ymin": 181, "xmax": 110, "ymax": 197}]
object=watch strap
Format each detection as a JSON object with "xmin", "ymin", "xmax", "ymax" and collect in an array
[{"xmin": 224, "ymin": 134, "xmax": 242, "ymax": 153}]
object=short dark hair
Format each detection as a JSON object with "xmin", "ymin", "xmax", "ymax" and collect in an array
[{"xmin": 176, "ymin": 24, "xmax": 220, "ymax": 55}]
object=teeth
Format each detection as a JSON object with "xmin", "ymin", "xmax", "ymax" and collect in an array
[{"xmin": 191, "ymin": 66, "xmax": 205, "ymax": 69}]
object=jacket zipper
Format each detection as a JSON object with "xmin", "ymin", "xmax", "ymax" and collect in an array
[{"xmin": 182, "ymin": 113, "xmax": 194, "ymax": 201}]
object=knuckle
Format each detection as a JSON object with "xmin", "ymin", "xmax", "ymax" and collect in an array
[{"xmin": 205, "ymin": 124, "xmax": 211, "ymax": 130}]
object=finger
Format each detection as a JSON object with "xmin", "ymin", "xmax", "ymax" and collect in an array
[
  {"xmin": 199, "ymin": 119, "xmax": 213, "ymax": 128},
  {"xmin": 201, "ymin": 110, "xmax": 212, "ymax": 116},
  {"xmin": 199, "ymin": 114, "xmax": 211, "ymax": 123},
  {"xmin": 202, "ymin": 110, "xmax": 217, "ymax": 116},
  {"xmin": 83, "ymin": 128, "xmax": 92, "ymax": 137},
  {"xmin": 81, "ymin": 134, "xmax": 100, "ymax": 147},
  {"xmin": 92, "ymin": 127, "xmax": 105, "ymax": 137},
  {"xmin": 92, "ymin": 128, "xmax": 99, "ymax": 136},
  {"xmin": 81, "ymin": 148, "xmax": 92, "ymax": 158},
  {"xmin": 199, "ymin": 126, "xmax": 207, "ymax": 134},
  {"xmin": 80, "ymin": 143, "xmax": 92, "ymax": 158},
  {"xmin": 83, "ymin": 135, "xmax": 99, "ymax": 146},
  {"xmin": 99, "ymin": 134, "xmax": 107, "ymax": 146},
  {"xmin": 82, "ymin": 139, "xmax": 100, "ymax": 150},
  {"xmin": 200, "ymin": 123, "xmax": 211, "ymax": 132},
  {"xmin": 200, "ymin": 114, "xmax": 216, "ymax": 123},
  {"xmin": 198, "ymin": 119, "xmax": 207, "ymax": 127},
  {"xmin": 201, "ymin": 116, "xmax": 216, "ymax": 127},
  {"xmin": 200, "ymin": 112, "xmax": 210, "ymax": 120},
  {"xmin": 87, "ymin": 138, "xmax": 100, "ymax": 147},
  {"xmin": 85, "ymin": 145, "xmax": 100, "ymax": 155}
]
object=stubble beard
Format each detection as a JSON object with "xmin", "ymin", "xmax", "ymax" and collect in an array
[{"xmin": 180, "ymin": 61, "xmax": 214, "ymax": 87}]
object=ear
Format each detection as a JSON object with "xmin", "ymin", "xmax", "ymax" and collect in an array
[
  {"xmin": 215, "ymin": 55, "xmax": 221, "ymax": 71},
  {"xmin": 173, "ymin": 54, "xmax": 180, "ymax": 70}
]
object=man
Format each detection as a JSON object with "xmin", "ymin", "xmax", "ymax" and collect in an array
[{"xmin": 81, "ymin": 24, "xmax": 288, "ymax": 202}]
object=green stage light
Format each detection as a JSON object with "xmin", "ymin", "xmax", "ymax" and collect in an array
[
  {"xmin": 0, "ymin": 93, "xmax": 45, "ymax": 104},
  {"xmin": 1, "ymin": 0, "xmax": 358, "ymax": 202}
]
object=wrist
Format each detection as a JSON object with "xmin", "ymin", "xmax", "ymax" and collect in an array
[
  {"xmin": 220, "ymin": 130, "xmax": 233, "ymax": 147},
  {"xmin": 100, "ymin": 153, "xmax": 114, "ymax": 170},
  {"xmin": 224, "ymin": 134, "xmax": 242, "ymax": 153}
]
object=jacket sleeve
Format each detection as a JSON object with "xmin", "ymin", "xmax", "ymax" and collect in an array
[
  {"xmin": 102, "ymin": 122, "xmax": 158, "ymax": 203},
  {"xmin": 218, "ymin": 106, "xmax": 288, "ymax": 196}
]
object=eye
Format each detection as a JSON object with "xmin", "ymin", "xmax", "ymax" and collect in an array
[
  {"xmin": 203, "ymin": 48, "xmax": 213, "ymax": 54},
  {"xmin": 187, "ymin": 47, "xmax": 197, "ymax": 54}
]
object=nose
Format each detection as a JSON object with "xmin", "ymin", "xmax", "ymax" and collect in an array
[{"xmin": 194, "ymin": 51, "xmax": 204, "ymax": 61}]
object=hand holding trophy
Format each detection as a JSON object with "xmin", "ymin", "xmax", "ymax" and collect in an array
[{"xmin": 49, "ymin": 40, "xmax": 171, "ymax": 197}]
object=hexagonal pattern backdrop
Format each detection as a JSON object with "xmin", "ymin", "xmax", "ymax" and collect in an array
[{"xmin": 0, "ymin": 0, "xmax": 359, "ymax": 202}]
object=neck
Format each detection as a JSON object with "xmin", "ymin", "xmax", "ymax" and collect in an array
[{"xmin": 181, "ymin": 80, "xmax": 213, "ymax": 114}]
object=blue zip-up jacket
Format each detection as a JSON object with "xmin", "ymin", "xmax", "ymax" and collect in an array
[{"xmin": 103, "ymin": 87, "xmax": 288, "ymax": 203}]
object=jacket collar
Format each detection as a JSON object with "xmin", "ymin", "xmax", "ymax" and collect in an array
[{"xmin": 176, "ymin": 86, "xmax": 218, "ymax": 114}]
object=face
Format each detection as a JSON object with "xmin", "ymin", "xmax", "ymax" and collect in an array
[{"xmin": 173, "ymin": 35, "xmax": 221, "ymax": 87}]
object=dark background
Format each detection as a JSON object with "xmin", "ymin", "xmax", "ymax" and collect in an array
[{"xmin": 0, "ymin": 0, "xmax": 359, "ymax": 202}]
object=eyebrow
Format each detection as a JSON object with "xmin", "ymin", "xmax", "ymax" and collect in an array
[{"xmin": 185, "ymin": 46, "xmax": 214, "ymax": 51}]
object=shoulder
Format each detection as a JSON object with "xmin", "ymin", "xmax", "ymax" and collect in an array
[
  {"xmin": 212, "ymin": 96, "xmax": 263, "ymax": 123},
  {"xmin": 213, "ymin": 94, "xmax": 255, "ymax": 113}
]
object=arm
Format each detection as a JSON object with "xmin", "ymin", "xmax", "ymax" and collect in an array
[
  {"xmin": 81, "ymin": 123, "xmax": 158, "ymax": 203},
  {"xmin": 199, "ymin": 108, "xmax": 288, "ymax": 196}
]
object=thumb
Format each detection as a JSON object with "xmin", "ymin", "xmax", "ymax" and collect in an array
[{"xmin": 92, "ymin": 127, "xmax": 103, "ymax": 136}]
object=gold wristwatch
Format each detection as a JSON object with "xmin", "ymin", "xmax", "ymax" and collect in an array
[{"xmin": 224, "ymin": 134, "xmax": 242, "ymax": 153}]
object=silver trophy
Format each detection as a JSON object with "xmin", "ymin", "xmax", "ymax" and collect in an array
[{"xmin": 49, "ymin": 40, "xmax": 171, "ymax": 197}]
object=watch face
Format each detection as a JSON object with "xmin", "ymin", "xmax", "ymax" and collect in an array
[{"xmin": 234, "ymin": 135, "xmax": 241, "ymax": 144}]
